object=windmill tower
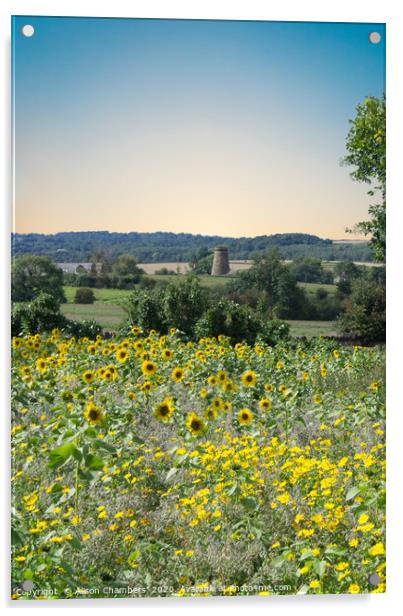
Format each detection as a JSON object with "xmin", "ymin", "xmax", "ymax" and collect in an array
[{"xmin": 211, "ymin": 247, "xmax": 230, "ymax": 276}]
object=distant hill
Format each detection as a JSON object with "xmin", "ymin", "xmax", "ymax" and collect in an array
[{"xmin": 11, "ymin": 231, "xmax": 373, "ymax": 263}]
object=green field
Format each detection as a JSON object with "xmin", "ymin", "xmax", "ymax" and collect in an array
[
  {"xmin": 286, "ymin": 320, "xmax": 338, "ymax": 338},
  {"xmin": 298, "ymin": 282, "xmax": 337, "ymax": 296}
]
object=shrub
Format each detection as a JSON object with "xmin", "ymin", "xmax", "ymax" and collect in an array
[
  {"xmin": 11, "ymin": 293, "xmax": 66, "ymax": 336},
  {"xmin": 338, "ymin": 279, "xmax": 385, "ymax": 343},
  {"xmin": 74, "ymin": 287, "xmax": 95, "ymax": 304}
]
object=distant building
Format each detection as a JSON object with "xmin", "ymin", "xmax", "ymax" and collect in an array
[
  {"xmin": 211, "ymin": 247, "xmax": 230, "ymax": 276},
  {"xmin": 56, "ymin": 262, "xmax": 102, "ymax": 274}
]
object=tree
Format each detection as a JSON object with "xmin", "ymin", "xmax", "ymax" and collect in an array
[
  {"xmin": 112, "ymin": 254, "xmax": 143, "ymax": 288},
  {"xmin": 231, "ymin": 249, "xmax": 307, "ymax": 318},
  {"xmin": 288, "ymin": 257, "xmax": 333, "ymax": 284},
  {"xmin": 11, "ymin": 255, "xmax": 65, "ymax": 303},
  {"xmin": 334, "ymin": 261, "xmax": 361, "ymax": 296},
  {"xmin": 338, "ymin": 278, "xmax": 385, "ymax": 343},
  {"xmin": 343, "ymin": 95, "xmax": 386, "ymax": 261}
]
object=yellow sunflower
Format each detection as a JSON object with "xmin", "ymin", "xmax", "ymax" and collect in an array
[
  {"xmin": 84, "ymin": 402, "xmax": 103, "ymax": 425},
  {"xmin": 186, "ymin": 412, "xmax": 205, "ymax": 436},
  {"xmin": 238, "ymin": 408, "xmax": 254, "ymax": 426},
  {"xmin": 241, "ymin": 370, "xmax": 256, "ymax": 387},
  {"xmin": 142, "ymin": 360, "xmax": 157, "ymax": 377},
  {"xmin": 204, "ymin": 406, "xmax": 218, "ymax": 421},
  {"xmin": 154, "ymin": 398, "xmax": 174, "ymax": 422},
  {"xmin": 82, "ymin": 370, "xmax": 94, "ymax": 384},
  {"xmin": 172, "ymin": 367, "xmax": 184, "ymax": 382},
  {"xmin": 259, "ymin": 398, "xmax": 271, "ymax": 411},
  {"xmin": 35, "ymin": 358, "xmax": 47, "ymax": 373},
  {"xmin": 116, "ymin": 348, "xmax": 129, "ymax": 363}
]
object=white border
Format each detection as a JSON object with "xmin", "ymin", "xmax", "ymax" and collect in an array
[{"xmin": 1, "ymin": 1, "xmax": 402, "ymax": 615}]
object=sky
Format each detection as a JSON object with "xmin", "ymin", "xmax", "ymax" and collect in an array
[{"xmin": 12, "ymin": 17, "xmax": 385, "ymax": 238}]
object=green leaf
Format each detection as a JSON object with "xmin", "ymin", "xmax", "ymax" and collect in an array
[
  {"xmin": 346, "ymin": 486, "xmax": 360, "ymax": 501},
  {"xmin": 69, "ymin": 537, "xmax": 82, "ymax": 550},
  {"xmin": 48, "ymin": 442, "xmax": 77, "ymax": 469},
  {"xmin": 240, "ymin": 497, "xmax": 258, "ymax": 511},
  {"xmin": 93, "ymin": 439, "xmax": 117, "ymax": 454},
  {"xmin": 166, "ymin": 468, "xmax": 178, "ymax": 481},
  {"xmin": 84, "ymin": 453, "xmax": 104, "ymax": 470},
  {"xmin": 272, "ymin": 555, "xmax": 285, "ymax": 568}
]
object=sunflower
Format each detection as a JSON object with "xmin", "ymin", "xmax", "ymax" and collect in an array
[
  {"xmin": 204, "ymin": 406, "xmax": 218, "ymax": 421},
  {"xmin": 153, "ymin": 398, "xmax": 174, "ymax": 422},
  {"xmin": 264, "ymin": 383, "xmax": 274, "ymax": 393},
  {"xmin": 84, "ymin": 402, "xmax": 103, "ymax": 425},
  {"xmin": 116, "ymin": 348, "xmax": 129, "ymax": 363},
  {"xmin": 172, "ymin": 367, "xmax": 184, "ymax": 382},
  {"xmin": 82, "ymin": 370, "xmax": 94, "ymax": 384},
  {"xmin": 238, "ymin": 408, "xmax": 254, "ymax": 426},
  {"xmin": 131, "ymin": 326, "xmax": 140, "ymax": 335},
  {"xmin": 141, "ymin": 381, "xmax": 153, "ymax": 393},
  {"xmin": 259, "ymin": 398, "xmax": 271, "ymax": 411},
  {"xmin": 161, "ymin": 349, "xmax": 173, "ymax": 360},
  {"xmin": 35, "ymin": 358, "xmax": 47, "ymax": 373},
  {"xmin": 241, "ymin": 370, "xmax": 256, "ymax": 387},
  {"xmin": 186, "ymin": 412, "xmax": 205, "ymax": 436},
  {"xmin": 142, "ymin": 360, "xmax": 157, "ymax": 377},
  {"xmin": 216, "ymin": 370, "xmax": 227, "ymax": 384}
]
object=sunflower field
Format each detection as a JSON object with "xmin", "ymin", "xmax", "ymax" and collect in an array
[{"xmin": 11, "ymin": 327, "xmax": 385, "ymax": 599}]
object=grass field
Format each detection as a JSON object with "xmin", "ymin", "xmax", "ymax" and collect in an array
[
  {"xmin": 298, "ymin": 282, "xmax": 337, "ymax": 297},
  {"xmin": 286, "ymin": 320, "xmax": 338, "ymax": 338}
]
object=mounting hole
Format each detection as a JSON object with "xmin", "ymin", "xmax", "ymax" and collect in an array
[
  {"xmin": 368, "ymin": 31, "xmax": 381, "ymax": 44},
  {"xmin": 22, "ymin": 24, "xmax": 35, "ymax": 38}
]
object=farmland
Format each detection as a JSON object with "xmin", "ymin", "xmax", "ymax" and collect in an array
[
  {"xmin": 61, "ymin": 283, "xmax": 339, "ymax": 337},
  {"xmin": 11, "ymin": 329, "xmax": 385, "ymax": 598}
]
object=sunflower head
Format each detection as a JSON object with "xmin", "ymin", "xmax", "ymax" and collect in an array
[
  {"xmin": 84, "ymin": 402, "xmax": 103, "ymax": 425},
  {"xmin": 154, "ymin": 398, "xmax": 174, "ymax": 422},
  {"xmin": 142, "ymin": 360, "xmax": 157, "ymax": 376},
  {"xmin": 204, "ymin": 406, "xmax": 218, "ymax": 421},
  {"xmin": 186, "ymin": 412, "xmax": 205, "ymax": 436},
  {"xmin": 116, "ymin": 348, "xmax": 129, "ymax": 363},
  {"xmin": 241, "ymin": 370, "xmax": 256, "ymax": 387},
  {"xmin": 238, "ymin": 408, "xmax": 253, "ymax": 426},
  {"xmin": 172, "ymin": 367, "xmax": 184, "ymax": 382}
]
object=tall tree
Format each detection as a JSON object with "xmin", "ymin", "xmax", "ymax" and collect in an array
[{"xmin": 343, "ymin": 95, "xmax": 386, "ymax": 261}]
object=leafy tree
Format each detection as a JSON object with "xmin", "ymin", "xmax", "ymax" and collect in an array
[
  {"xmin": 162, "ymin": 277, "xmax": 208, "ymax": 336},
  {"xmin": 334, "ymin": 261, "xmax": 362, "ymax": 296},
  {"xmin": 11, "ymin": 255, "xmax": 65, "ymax": 303},
  {"xmin": 194, "ymin": 299, "xmax": 261, "ymax": 344},
  {"xmin": 112, "ymin": 254, "xmax": 143, "ymax": 288},
  {"xmin": 338, "ymin": 278, "xmax": 385, "ymax": 343},
  {"xmin": 11, "ymin": 293, "xmax": 65, "ymax": 335},
  {"xmin": 231, "ymin": 250, "xmax": 307, "ymax": 318},
  {"xmin": 343, "ymin": 95, "xmax": 386, "ymax": 261},
  {"xmin": 288, "ymin": 257, "xmax": 333, "ymax": 284}
]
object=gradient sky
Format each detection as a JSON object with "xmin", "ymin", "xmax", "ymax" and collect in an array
[{"xmin": 12, "ymin": 17, "xmax": 385, "ymax": 238}]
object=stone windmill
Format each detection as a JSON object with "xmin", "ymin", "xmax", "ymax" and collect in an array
[{"xmin": 211, "ymin": 246, "xmax": 230, "ymax": 276}]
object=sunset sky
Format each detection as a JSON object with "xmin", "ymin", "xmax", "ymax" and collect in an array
[{"xmin": 12, "ymin": 17, "xmax": 385, "ymax": 238}]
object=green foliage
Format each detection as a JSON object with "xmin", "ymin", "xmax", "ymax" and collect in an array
[
  {"xmin": 162, "ymin": 277, "xmax": 208, "ymax": 336},
  {"xmin": 11, "ymin": 231, "xmax": 373, "ymax": 263},
  {"xmin": 111, "ymin": 254, "xmax": 143, "ymax": 288},
  {"xmin": 343, "ymin": 95, "xmax": 386, "ymax": 261},
  {"xmin": 338, "ymin": 278, "xmax": 385, "ymax": 343},
  {"xmin": 258, "ymin": 319, "xmax": 290, "ymax": 346},
  {"xmin": 231, "ymin": 250, "xmax": 308, "ymax": 319},
  {"xmin": 288, "ymin": 257, "xmax": 333, "ymax": 284},
  {"xmin": 74, "ymin": 288, "xmax": 95, "ymax": 304},
  {"xmin": 194, "ymin": 299, "xmax": 262, "ymax": 344},
  {"xmin": 12, "ymin": 255, "xmax": 65, "ymax": 303},
  {"xmin": 62, "ymin": 319, "xmax": 102, "ymax": 339},
  {"xmin": 11, "ymin": 293, "xmax": 66, "ymax": 336}
]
